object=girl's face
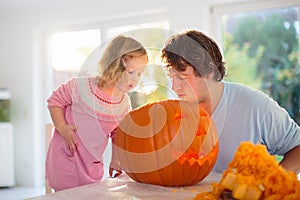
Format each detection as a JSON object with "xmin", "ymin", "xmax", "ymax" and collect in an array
[{"xmin": 116, "ymin": 55, "xmax": 148, "ymax": 93}]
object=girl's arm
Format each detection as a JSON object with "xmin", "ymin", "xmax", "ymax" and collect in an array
[
  {"xmin": 47, "ymin": 79, "xmax": 78, "ymax": 152},
  {"xmin": 49, "ymin": 106, "xmax": 78, "ymax": 153},
  {"xmin": 109, "ymin": 129, "xmax": 122, "ymax": 178}
]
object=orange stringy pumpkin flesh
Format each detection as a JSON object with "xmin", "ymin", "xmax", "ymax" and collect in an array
[{"xmin": 193, "ymin": 142, "xmax": 300, "ymax": 200}]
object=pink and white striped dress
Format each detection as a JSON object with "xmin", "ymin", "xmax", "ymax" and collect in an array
[{"xmin": 46, "ymin": 76, "xmax": 131, "ymax": 191}]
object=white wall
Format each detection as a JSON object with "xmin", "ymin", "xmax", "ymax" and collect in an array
[{"xmin": 0, "ymin": 0, "xmax": 212, "ymax": 187}]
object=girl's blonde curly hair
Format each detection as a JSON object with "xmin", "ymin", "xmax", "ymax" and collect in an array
[{"xmin": 97, "ymin": 35, "xmax": 148, "ymax": 87}]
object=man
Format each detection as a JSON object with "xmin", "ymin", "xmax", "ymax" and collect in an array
[{"xmin": 161, "ymin": 29, "xmax": 300, "ymax": 173}]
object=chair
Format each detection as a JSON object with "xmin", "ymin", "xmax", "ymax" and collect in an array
[{"xmin": 45, "ymin": 123, "xmax": 55, "ymax": 194}]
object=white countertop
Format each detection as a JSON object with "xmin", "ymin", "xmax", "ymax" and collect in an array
[{"xmin": 26, "ymin": 172, "xmax": 222, "ymax": 200}]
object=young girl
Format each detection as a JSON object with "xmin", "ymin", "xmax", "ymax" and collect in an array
[{"xmin": 46, "ymin": 35, "xmax": 148, "ymax": 191}]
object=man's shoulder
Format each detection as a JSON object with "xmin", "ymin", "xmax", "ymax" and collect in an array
[{"xmin": 224, "ymin": 81, "xmax": 271, "ymax": 106}]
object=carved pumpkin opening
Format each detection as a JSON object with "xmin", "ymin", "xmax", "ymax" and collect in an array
[{"xmin": 112, "ymin": 99, "xmax": 219, "ymax": 186}]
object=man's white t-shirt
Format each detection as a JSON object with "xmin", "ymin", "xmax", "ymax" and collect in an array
[{"xmin": 212, "ymin": 81, "xmax": 300, "ymax": 172}]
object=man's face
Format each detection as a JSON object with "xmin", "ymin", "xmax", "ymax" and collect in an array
[{"xmin": 168, "ymin": 66, "xmax": 209, "ymax": 104}]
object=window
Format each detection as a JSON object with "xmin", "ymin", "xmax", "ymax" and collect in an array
[
  {"xmin": 51, "ymin": 29, "xmax": 101, "ymax": 89},
  {"xmin": 211, "ymin": 1, "xmax": 300, "ymax": 124},
  {"xmin": 49, "ymin": 20, "xmax": 170, "ymax": 108},
  {"xmin": 106, "ymin": 21, "xmax": 171, "ymax": 108}
]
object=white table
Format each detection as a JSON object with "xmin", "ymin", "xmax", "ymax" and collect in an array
[{"xmin": 26, "ymin": 172, "xmax": 222, "ymax": 200}]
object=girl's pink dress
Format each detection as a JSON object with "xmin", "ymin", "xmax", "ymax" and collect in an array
[{"xmin": 46, "ymin": 76, "xmax": 131, "ymax": 191}]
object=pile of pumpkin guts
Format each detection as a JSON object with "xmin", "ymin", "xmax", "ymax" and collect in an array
[{"xmin": 193, "ymin": 142, "xmax": 300, "ymax": 200}]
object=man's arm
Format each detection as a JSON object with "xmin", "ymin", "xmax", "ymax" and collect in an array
[{"xmin": 280, "ymin": 145, "xmax": 300, "ymax": 174}]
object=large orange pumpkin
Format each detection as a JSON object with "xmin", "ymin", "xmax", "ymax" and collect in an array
[{"xmin": 112, "ymin": 99, "xmax": 219, "ymax": 186}]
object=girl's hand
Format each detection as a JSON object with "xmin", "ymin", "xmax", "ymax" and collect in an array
[
  {"xmin": 109, "ymin": 166, "xmax": 122, "ymax": 178},
  {"xmin": 110, "ymin": 136, "xmax": 122, "ymax": 178},
  {"xmin": 58, "ymin": 124, "xmax": 78, "ymax": 153}
]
